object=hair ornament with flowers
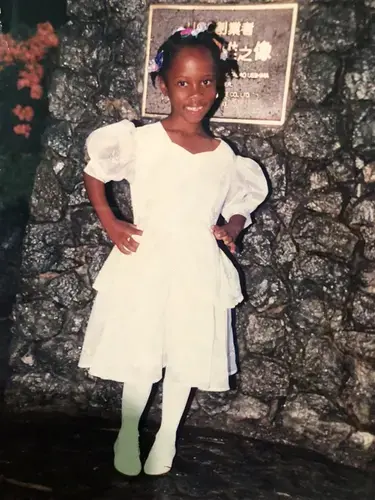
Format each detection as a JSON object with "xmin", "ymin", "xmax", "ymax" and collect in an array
[{"xmin": 148, "ymin": 22, "xmax": 230, "ymax": 74}]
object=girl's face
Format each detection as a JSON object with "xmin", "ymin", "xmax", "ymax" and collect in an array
[{"xmin": 159, "ymin": 46, "xmax": 217, "ymax": 124}]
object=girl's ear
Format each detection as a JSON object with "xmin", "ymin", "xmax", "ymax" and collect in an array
[{"xmin": 158, "ymin": 75, "xmax": 169, "ymax": 97}]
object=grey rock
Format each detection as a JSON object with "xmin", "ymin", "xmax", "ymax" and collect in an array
[
  {"xmin": 274, "ymin": 231, "xmax": 298, "ymax": 266},
  {"xmin": 49, "ymin": 70, "xmax": 98, "ymax": 123},
  {"xmin": 68, "ymin": 182, "xmax": 90, "ymax": 206},
  {"xmin": 359, "ymin": 263, "xmax": 375, "ymax": 295},
  {"xmin": 361, "ymin": 226, "xmax": 375, "ymax": 261},
  {"xmin": 106, "ymin": 65, "xmax": 138, "ymax": 101},
  {"xmin": 292, "ymin": 213, "xmax": 358, "ymax": 261},
  {"xmin": 227, "ymin": 393, "xmax": 269, "ymax": 421},
  {"xmin": 306, "ymin": 191, "xmax": 343, "ymax": 217},
  {"xmin": 273, "ymin": 196, "xmax": 300, "ymax": 227},
  {"xmin": 238, "ymin": 230, "xmax": 273, "ymax": 267},
  {"xmin": 86, "ymin": 246, "xmax": 111, "ymax": 285},
  {"xmin": 16, "ymin": 300, "xmax": 65, "ymax": 341},
  {"xmin": 245, "ymin": 136, "xmax": 274, "ymax": 160},
  {"xmin": 45, "ymin": 121, "xmax": 73, "ymax": 158},
  {"xmin": 342, "ymin": 359, "xmax": 375, "ymax": 426},
  {"xmin": 30, "ymin": 161, "xmax": 67, "ymax": 222},
  {"xmin": 112, "ymin": 180, "xmax": 134, "ymax": 222},
  {"xmin": 352, "ymin": 292, "xmax": 375, "ymax": 331},
  {"xmin": 59, "ymin": 23, "xmax": 112, "ymax": 72},
  {"xmin": 352, "ymin": 102, "xmax": 375, "ymax": 158},
  {"xmin": 302, "ymin": 5, "xmax": 357, "ymax": 52},
  {"xmin": 297, "ymin": 336, "xmax": 344, "ymax": 397},
  {"xmin": 362, "ymin": 162, "xmax": 375, "ymax": 184},
  {"xmin": 195, "ymin": 391, "xmax": 232, "ymax": 416},
  {"xmin": 240, "ymin": 357, "xmax": 289, "ymax": 400},
  {"xmin": 289, "ymin": 294, "xmax": 343, "ymax": 334},
  {"xmin": 66, "ymin": 0, "xmax": 105, "ymax": 18},
  {"xmin": 294, "ymin": 52, "xmax": 339, "ymax": 104},
  {"xmin": 70, "ymin": 207, "xmax": 111, "ymax": 247},
  {"xmin": 244, "ymin": 313, "xmax": 286, "ymax": 356},
  {"xmin": 327, "ymin": 153, "xmax": 357, "ymax": 184},
  {"xmin": 262, "ymin": 155, "xmax": 286, "ymax": 200},
  {"xmin": 334, "ymin": 331, "xmax": 375, "ymax": 361},
  {"xmin": 289, "ymin": 253, "xmax": 351, "ymax": 305},
  {"xmin": 46, "ymin": 272, "xmax": 93, "ymax": 308},
  {"xmin": 95, "ymin": 96, "xmax": 139, "ymax": 122},
  {"xmin": 344, "ymin": 48, "xmax": 375, "ymax": 101},
  {"xmin": 243, "ymin": 265, "xmax": 288, "ymax": 312},
  {"xmin": 284, "ymin": 109, "xmax": 340, "ymax": 160},
  {"xmin": 282, "ymin": 393, "xmax": 353, "ymax": 452},
  {"xmin": 36, "ymin": 333, "xmax": 82, "ymax": 377},
  {"xmin": 348, "ymin": 197, "xmax": 375, "ymax": 227}
]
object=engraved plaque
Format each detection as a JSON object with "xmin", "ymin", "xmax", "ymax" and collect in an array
[{"xmin": 142, "ymin": 3, "xmax": 298, "ymax": 126}]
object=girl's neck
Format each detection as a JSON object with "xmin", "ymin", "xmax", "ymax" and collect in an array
[{"xmin": 163, "ymin": 116, "xmax": 204, "ymax": 137}]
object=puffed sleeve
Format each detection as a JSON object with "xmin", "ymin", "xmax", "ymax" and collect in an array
[
  {"xmin": 83, "ymin": 120, "xmax": 136, "ymax": 184},
  {"xmin": 221, "ymin": 155, "xmax": 268, "ymax": 228}
]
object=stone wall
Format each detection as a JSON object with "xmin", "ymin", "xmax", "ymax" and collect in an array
[{"xmin": 5, "ymin": 0, "xmax": 375, "ymax": 468}]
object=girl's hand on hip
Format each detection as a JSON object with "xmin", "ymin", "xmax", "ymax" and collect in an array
[
  {"xmin": 212, "ymin": 224, "xmax": 238, "ymax": 254},
  {"xmin": 106, "ymin": 219, "xmax": 143, "ymax": 254}
]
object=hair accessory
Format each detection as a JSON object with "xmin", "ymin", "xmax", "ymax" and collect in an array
[
  {"xmin": 148, "ymin": 50, "xmax": 164, "ymax": 73},
  {"xmin": 173, "ymin": 22, "xmax": 208, "ymax": 38}
]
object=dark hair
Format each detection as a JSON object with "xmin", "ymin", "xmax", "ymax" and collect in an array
[{"xmin": 150, "ymin": 22, "xmax": 238, "ymax": 88}]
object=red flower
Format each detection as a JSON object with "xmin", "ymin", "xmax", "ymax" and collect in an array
[
  {"xmin": 13, "ymin": 124, "xmax": 32, "ymax": 138},
  {"xmin": 30, "ymin": 84, "xmax": 43, "ymax": 99},
  {"xmin": 12, "ymin": 105, "xmax": 34, "ymax": 121}
]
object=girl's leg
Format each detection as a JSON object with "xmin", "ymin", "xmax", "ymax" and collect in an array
[
  {"xmin": 144, "ymin": 372, "xmax": 192, "ymax": 475},
  {"xmin": 114, "ymin": 379, "xmax": 153, "ymax": 476}
]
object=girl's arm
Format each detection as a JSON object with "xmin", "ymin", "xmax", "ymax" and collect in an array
[
  {"xmin": 212, "ymin": 214, "xmax": 246, "ymax": 254},
  {"xmin": 84, "ymin": 173, "xmax": 142, "ymax": 254}
]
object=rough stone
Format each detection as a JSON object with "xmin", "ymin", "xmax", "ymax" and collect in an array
[
  {"xmin": 302, "ymin": 5, "xmax": 357, "ymax": 52},
  {"xmin": 274, "ymin": 231, "xmax": 298, "ymax": 266},
  {"xmin": 49, "ymin": 70, "xmax": 98, "ymax": 123},
  {"xmin": 45, "ymin": 121, "xmax": 73, "ymax": 158},
  {"xmin": 16, "ymin": 300, "xmax": 65, "ymax": 341},
  {"xmin": 243, "ymin": 265, "xmax": 288, "ymax": 312},
  {"xmin": 66, "ymin": 0, "xmax": 105, "ymax": 19},
  {"xmin": 59, "ymin": 23, "xmax": 112, "ymax": 72},
  {"xmin": 359, "ymin": 263, "xmax": 375, "ymax": 295},
  {"xmin": 334, "ymin": 331, "xmax": 375, "ymax": 361},
  {"xmin": 45, "ymin": 272, "xmax": 93, "ymax": 308},
  {"xmin": 352, "ymin": 103, "xmax": 375, "ymax": 158},
  {"xmin": 306, "ymin": 191, "xmax": 343, "ymax": 217},
  {"xmin": 262, "ymin": 155, "xmax": 286, "ymax": 200},
  {"xmin": 292, "ymin": 213, "xmax": 358, "ymax": 261},
  {"xmin": 294, "ymin": 52, "xmax": 339, "ymax": 104},
  {"xmin": 30, "ymin": 161, "xmax": 67, "ymax": 222},
  {"xmin": 282, "ymin": 393, "xmax": 353, "ymax": 453},
  {"xmin": 227, "ymin": 394, "xmax": 269, "ymax": 421},
  {"xmin": 284, "ymin": 109, "xmax": 340, "ymax": 160},
  {"xmin": 289, "ymin": 253, "xmax": 351, "ymax": 305},
  {"xmin": 244, "ymin": 314, "xmax": 286, "ymax": 356},
  {"xmin": 344, "ymin": 48, "xmax": 375, "ymax": 101},
  {"xmin": 245, "ymin": 136, "xmax": 274, "ymax": 160},
  {"xmin": 352, "ymin": 292, "xmax": 375, "ymax": 331},
  {"xmin": 297, "ymin": 336, "xmax": 344, "ymax": 397},
  {"xmin": 327, "ymin": 153, "xmax": 357, "ymax": 184},
  {"xmin": 342, "ymin": 359, "xmax": 375, "ymax": 426},
  {"xmin": 240, "ymin": 357, "xmax": 289, "ymax": 401},
  {"xmin": 348, "ymin": 197, "xmax": 375, "ymax": 227}
]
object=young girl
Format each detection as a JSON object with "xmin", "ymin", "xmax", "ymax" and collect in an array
[{"xmin": 78, "ymin": 23, "xmax": 268, "ymax": 476}]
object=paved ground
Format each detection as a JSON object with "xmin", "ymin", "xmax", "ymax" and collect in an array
[{"xmin": 0, "ymin": 412, "xmax": 374, "ymax": 500}]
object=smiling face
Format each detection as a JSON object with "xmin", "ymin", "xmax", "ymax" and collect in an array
[{"xmin": 159, "ymin": 46, "xmax": 217, "ymax": 125}]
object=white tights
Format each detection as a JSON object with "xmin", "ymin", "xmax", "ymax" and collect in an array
[{"xmin": 114, "ymin": 371, "xmax": 191, "ymax": 476}]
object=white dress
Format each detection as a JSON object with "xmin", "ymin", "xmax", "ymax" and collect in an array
[{"xmin": 78, "ymin": 120, "xmax": 268, "ymax": 391}]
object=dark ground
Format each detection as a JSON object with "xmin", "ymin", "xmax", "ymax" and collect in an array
[
  {"xmin": 0, "ymin": 412, "xmax": 374, "ymax": 500},
  {"xmin": 1, "ymin": 319, "xmax": 375, "ymax": 500}
]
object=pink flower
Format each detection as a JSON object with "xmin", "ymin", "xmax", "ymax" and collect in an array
[{"xmin": 13, "ymin": 124, "xmax": 32, "ymax": 138}]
